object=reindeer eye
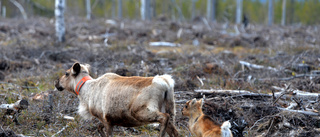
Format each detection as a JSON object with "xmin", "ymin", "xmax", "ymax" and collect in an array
[
  {"xmin": 185, "ymin": 105, "xmax": 188, "ymax": 109},
  {"xmin": 65, "ymin": 72, "xmax": 69, "ymax": 76}
]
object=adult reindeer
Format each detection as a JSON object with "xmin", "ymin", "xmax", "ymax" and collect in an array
[{"xmin": 55, "ymin": 62, "xmax": 179, "ymax": 137}]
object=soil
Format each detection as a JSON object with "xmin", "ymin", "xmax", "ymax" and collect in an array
[{"xmin": 0, "ymin": 17, "xmax": 320, "ymax": 136}]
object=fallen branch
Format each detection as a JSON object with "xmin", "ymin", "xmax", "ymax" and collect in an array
[
  {"xmin": 59, "ymin": 113, "xmax": 75, "ymax": 121},
  {"xmin": 0, "ymin": 99, "xmax": 28, "ymax": 111},
  {"xmin": 149, "ymin": 42, "xmax": 181, "ymax": 47},
  {"xmin": 277, "ymin": 107, "xmax": 319, "ymax": 116},
  {"xmin": 195, "ymin": 89, "xmax": 274, "ymax": 99},
  {"xmin": 272, "ymin": 86, "xmax": 320, "ymax": 101},
  {"xmin": 239, "ymin": 60, "xmax": 278, "ymax": 71},
  {"xmin": 194, "ymin": 89, "xmax": 252, "ymax": 94}
]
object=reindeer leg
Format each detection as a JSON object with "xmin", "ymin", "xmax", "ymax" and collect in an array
[
  {"xmin": 105, "ymin": 123, "xmax": 113, "ymax": 137},
  {"xmin": 97, "ymin": 123, "xmax": 107, "ymax": 137},
  {"xmin": 158, "ymin": 113, "xmax": 170, "ymax": 137},
  {"xmin": 165, "ymin": 121, "xmax": 179, "ymax": 137}
]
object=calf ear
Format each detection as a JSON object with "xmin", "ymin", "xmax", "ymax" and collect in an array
[
  {"xmin": 199, "ymin": 98, "xmax": 204, "ymax": 108},
  {"xmin": 72, "ymin": 63, "xmax": 81, "ymax": 75},
  {"xmin": 191, "ymin": 98, "xmax": 197, "ymax": 105}
]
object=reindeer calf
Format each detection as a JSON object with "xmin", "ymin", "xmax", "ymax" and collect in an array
[
  {"xmin": 182, "ymin": 98, "xmax": 232, "ymax": 137},
  {"xmin": 55, "ymin": 63, "xmax": 179, "ymax": 137}
]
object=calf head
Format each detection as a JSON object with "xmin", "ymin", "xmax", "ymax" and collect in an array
[
  {"xmin": 182, "ymin": 98, "xmax": 204, "ymax": 116},
  {"xmin": 55, "ymin": 62, "xmax": 90, "ymax": 95}
]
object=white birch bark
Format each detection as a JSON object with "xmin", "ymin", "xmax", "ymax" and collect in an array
[
  {"xmin": 268, "ymin": 0, "xmax": 273, "ymax": 25},
  {"xmin": 86, "ymin": 0, "xmax": 91, "ymax": 20},
  {"xmin": 206, "ymin": 0, "xmax": 216, "ymax": 22},
  {"xmin": 118, "ymin": 0, "xmax": 122, "ymax": 19},
  {"xmin": 140, "ymin": 0, "xmax": 150, "ymax": 20},
  {"xmin": 281, "ymin": 0, "xmax": 286, "ymax": 26},
  {"xmin": 236, "ymin": 0, "xmax": 242, "ymax": 24},
  {"xmin": 55, "ymin": 0, "xmax": 65, "ymax": 42}
]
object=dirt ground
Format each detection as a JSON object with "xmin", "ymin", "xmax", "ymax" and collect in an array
[{"xmin": 0, "ymin": 17, "xmax": 320, "ymax": 137}]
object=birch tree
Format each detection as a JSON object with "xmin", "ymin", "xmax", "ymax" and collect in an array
[
  {"xmin": 191, "ymin": 0, "xmax": 196, "ymax": 20},
  {"xmin": 268, "ymin": 0, "xmax": 273, "ymax": 25},
  {"xmin": 86, "ymin": 0, "xmax": 91, "ymax": 20},
  {"xmin": 55, "ymin": 0, "xmax": 65, "ymax": 42},
  {"xmin": 281, "ymin": 0, "xmax": 286, "ymax": 26},
  {"xmin": 118, "ymin": 0, "xmax": 122, "ymax": 19},
  {"xmin": 206, "ymin": 0, "xmax": 216, "ymax": 22},
  {"xmin": 140, "ymin": 0, "xmax": 150, "ymax": 20},
  {"xmin": 236, "ymin": 0, "xmax": 242, "ymax": 24}
]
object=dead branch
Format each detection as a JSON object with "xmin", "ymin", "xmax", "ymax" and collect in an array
[
  {"xmin": 272, "ymin": 86, "xmax": 320, "ymax": 101},
  {"xmin": 194, "ymin": 89, "xmax": 272, "ymax": 98},
  {"xmin": 9, "ymin": 0, "xmax": 27, "ymax": 20},
  {"xmin": 239, "ymin": 60, "xmax": 278, "ymax": 71},
  {"xmin": 149, "ymin": 42, "xmax": 181, "ymax": 47},
  {"xmin": 0, "ymin": 99, "xmax": 28, "ymax": 111},
  {"xmin": 194, "ymin": 89, "xmax": 252, "ymax": 94},
  {"xmin": 277, "ymin": 107, "xmax": 319, "ymax": 116}
]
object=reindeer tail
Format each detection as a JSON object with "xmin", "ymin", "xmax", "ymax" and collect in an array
[
  {"xmin": 221, "ymin": 121, "xmax": 233, "ymax": 137},
  {"xmin": 159, "ymin": 74, "xmax": 176, "ymax": 123}
]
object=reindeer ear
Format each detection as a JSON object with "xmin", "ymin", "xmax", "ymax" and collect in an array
[
  {"xmin": 72, "ymin": 63, "xmax": 81, "ymax": 75},
  {"xmin": 191, "ymin": 98, "xmax": 197, "ymax": 105},
  {"xmin": 199, "ymin": 98, "xmax": 204, "ymax": 108},
  {"xmin": 84, "ymin": 64, "xmax": 91, "ymax": 73}
]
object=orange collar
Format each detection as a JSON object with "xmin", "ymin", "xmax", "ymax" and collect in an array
[{"xmin": 75, "ymin": 76, "xmax": 92, "ymax": 95}]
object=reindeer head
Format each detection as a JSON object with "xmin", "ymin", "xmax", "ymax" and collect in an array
[
  {"xmin": 55, "ymin": 62, "xmax": 91, "ymax": 95},
  {"xmin": 182, "ymin": 98, "xmax": 204, "ymax": 116}
]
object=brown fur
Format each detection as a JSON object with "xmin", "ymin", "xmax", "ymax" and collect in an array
[
  {"xmin": 55, "ymin": 63, "xmax": 179, "ymax": 137},
  {"xmin": 182, "ymin": 98, "xmax": 232, "ymax": 137}
]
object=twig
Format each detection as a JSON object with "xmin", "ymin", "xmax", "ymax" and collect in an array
[
  {"xmin": 51, "ymin": 124, "xmax": 69, "ymax": 137},
  {"xmin": 272, "ymin": 92, "xmax": 285, "ymax": 106},
  {"xmin": 266, "ymin": 117, "xmax": 275, "ymax": 136}
]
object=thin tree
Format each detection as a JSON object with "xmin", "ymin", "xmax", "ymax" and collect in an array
[
  {"xmin": 86, "ymin": 0, "xmax": 91, "ymax": 20},
  {"xmin": 140, "ymin": 0, "xmax": 150, "ymax": 20},
  {"xmin": 118, "ymin": 0, "xmax": 122, "ymax": 19},
  {"xmin": 55, "ymin": 0, "xmax": 65, "ymax": 42},
  {"xmin": 112, "ymin": 0, "xmax": 115, "ymax": 18},
  {"xmin": 207, "ymin": 0, "xmax": 216, "ymax": 22},
  {"xmin": 10, "ymin": 0, "xmax": 27, "ymax": 20},
  {"xmin": 281, "ymin": 0, "xmax": 286, "ymax": 26},
  {"xmin": 268, "ymin": 0, "xmax": 273, "ymax": 25},
  {"xmin": 191, "ymin": 0, "xmax": 196, "ymax": 20},
  {"xmin": 236, "ymin": 0, "xmax": 242, "ymax": 24}
]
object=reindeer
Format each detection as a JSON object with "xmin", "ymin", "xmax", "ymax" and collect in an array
[
  {"xmin": 55, "ymin": 63, "xmax": 179, "ymax": 137},
  {"xmin": 182, "ymin": 98, "xmax": 232, "ymax": 137}
]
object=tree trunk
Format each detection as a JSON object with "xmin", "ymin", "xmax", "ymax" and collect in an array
[
  {"xmin": 281, "ymin": 0, "xmax": 286, "ymax": 26},
  {"xmin": 55, "ymin": 0, "xmax": 65, "ymax": 42},
  {"xmin": 86, "ymin": 0, "xmax": 91, "ymax": 20},
  {"xmin": 111, "ymin": 0, "xmax": 115, "ymax": 18},
  {"xmin": 191, "ymin": 0, "xmax": 195, "ymax": 20},
  {"xmin": 206, "ymin": 0, "xmax": 216, "ymax": 22},
  {"xmin": 268, "ymin": 0, "xmax": 273, "ymax": 25},
  {"xmin": 118, "ymin": 0, "xmax": 122, "ymax": 19},
  {"xmin": 236, "ymin": 0, "xmax": 242, "ymax": 24},
  {"xmin": 140, "ymin": 0, "xmax": 150, "ymax": 20},
  {"xmin": 289, "ymin": 0, "xmax": 294, "ymax": 24}
]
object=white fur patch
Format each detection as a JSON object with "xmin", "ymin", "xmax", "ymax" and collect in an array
[
  {"xmin": 153, "ymin": 74, "xmax": 174, "ymax": 88},
  {"xmin": 221, "ymin": 120, "xmax": 232, "ymax": 137},
  {"xmin": 78, "ymin": 104, "xmax": 94, "ymax": 120}
]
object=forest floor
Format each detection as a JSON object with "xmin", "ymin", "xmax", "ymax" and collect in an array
[{"xmin": 0, "ymin": 17, "xmax": 320, "ymax": 137}]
